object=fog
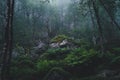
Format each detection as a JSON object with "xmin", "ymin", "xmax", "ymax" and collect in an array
[
  {"xmin": 50, "ymin": 0, "xmax": 71, "ymax": 7},
  {"xmin": 28, "ymin": 0, "xmax": 71, "ymax": 8}
]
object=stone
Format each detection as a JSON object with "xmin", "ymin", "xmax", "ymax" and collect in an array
[
  {"xmin": 34, "ymin": 41, "xmax": 46, "ymax": 49},
  {"xmin": 34, "ymin": 41, "xmax": 47, "ymax": 55},
  {"xmin": 60, "ymin": 39, "xmax": 68, "ymax": 47},
  {"xmin": 50, "ymin": 39, "xmax": 74, "ymax": 48},
  {"xmin": 43, "ymin": 67, "xmax": 70, "ymax": 80},
  {"xmin": 50, "ymin": 43, "xmax": 60, "ymax": 48}
]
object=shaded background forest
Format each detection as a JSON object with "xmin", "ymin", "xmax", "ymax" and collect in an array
[
  {"xmin": 0, "ymin": 0, "xmax": 120, "ymax": 50},
  {"xmin": 0, "ymin": 0, "xmax": 120, "ymax": 80}
]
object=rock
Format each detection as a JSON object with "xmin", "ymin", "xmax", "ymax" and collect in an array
[
  {"xmin": 59, "ymin": 39, "xmax": 69, "ymax": 47},
  {"xmin": 50, "ymin": 43, "xmax": 60, "ymax": 48},
  {"xmin": 12, "ymin": 51, "xmax": 20, "ymax": 58},
  {"xmin": 34, "ymin": 41, "xmax": 46, "ymax": 49},
  {"xmin": 50, "ymin": 39, "xmax": 74, "ymax": 48},
  {"xmin": 34, "ymin": 41, "xmax": 47, "ymax": 54},
  {"xmin": 43, "ymin": 67, "xmax": 70, "ymax": 80},
  {"xmin": 98, "ymin": 70, "xmax": 120, "ymax": 78}
]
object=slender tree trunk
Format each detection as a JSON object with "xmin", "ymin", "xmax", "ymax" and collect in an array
[
  {"xmin": 88, "ymin": 0, "xmax": 97, "ymax": 46},
  {"xmin": 7, "ymin": 0, "xmax": 14, "ymax": 75},
  {"xmin": 32, "ymin": 11, "xmax": 37, "ymax": 44},
  {"xmin": 1, "ymin": 0, "xmax": 14, "ymax": 80},
  {"xmin": 91, "ymin": 0, "xmax": 104, "ymax": 53},
  {"xmin": 46, "ymin": 19, "xmax": 52, "ymax": 40}
]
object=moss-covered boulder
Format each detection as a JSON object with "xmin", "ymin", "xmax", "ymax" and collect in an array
[
  {"xmin": 50, "ymin": 35, "xmax": 76, "ymax": 48},
  {"xmin": 51, "ymin": 35, "xmax": 70, "ymax": 43},
  {"xmin": 43, "ymin": 67, "xmax": 71, "ymax": 80}
]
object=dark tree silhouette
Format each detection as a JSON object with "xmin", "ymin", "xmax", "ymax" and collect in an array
[
  {"xmin": 91, "ymin": 0, "xmax": 104, "ymax": 53},
  {"xmin": 1, "ymin": 0, "xmax": 15, "ymax": 80},
  {"xmin": 88, "ymin": 0, "xmax": 97, "ymax": 46}
]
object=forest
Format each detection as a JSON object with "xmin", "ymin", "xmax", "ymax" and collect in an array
[{"xmin": 0, "ymin": 0, "xmax": 120, "ymax": 80}]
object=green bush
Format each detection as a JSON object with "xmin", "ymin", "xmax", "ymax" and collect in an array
[
  {"xmin": 12, "ymin": 56, "xmax": 35, "ymax": 68},
  {"xmin": 11, "ymin": 56, "xmax": 36, "ymax": 80},
  {"xmin": 41, "ymin": 48, "xmax": 71, "ymax": 60},
  {"xmin": 112, "ymin": 47, "xmax": 120, "ymax": 54},
  {"xmin": 11, "ymin": 45, "xmax": 120, "ymax": 80},
  {"xmin": 110, "ymin": 56, "xmax": 120, "ymax": 69},
  {"xmin": 73, "ymin": 39, "xmax": 90, "ymax": 48},
  {"xmin": 36, "ymin": 60, "xmax": 59, "ymax": 74},
  {"xmin": 64, "ymin": 48, "xmax": 97, "ymax": 67},
  {"xmin": 37, "ymin": 60, "xmax": 54, "ymax": 71},
  {"xmin": 11, "ymin": 67, "xmax": 36, "ymax": 79}
]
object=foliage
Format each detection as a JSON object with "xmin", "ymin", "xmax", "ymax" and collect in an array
[
  {"xmin": 10, "ymin": 46, "xmax": 120, "ymax": 80},
  {"xmin": 64, "ymin": 48, "xmax": 97, "ymax": 66},
  {"xmin": 112, "ymin": 47, "xmax": 120, "ymax": 54},
  {"xmin": 11, "ymin": 56, "xmax": 36, "ymax": 80},
  {"xmin": 41, "ymin": 48, "xmax": 70, "ymax": 60},
  {"xmin": 73, "ymin": 39, "xmax": 89, "ymax": 47},
  {"xmin": 51, "ymin": 35, "xmax": 70, "ymax": 43},
  {"xmin": 1, "ymin": 0, "xmax": 120, "ymax": 79},
  {"xmin": 36, "ymin": 60, "xmax": 58, "ymax": 72},
  {"xmin": 110, "ymin": 56, "xmax": 120, "ymax": 69}
]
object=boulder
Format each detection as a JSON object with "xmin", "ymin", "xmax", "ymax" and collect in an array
[
  {"xmin": 97, "ymin": 69, "xmax": 120, "ymax": 79},
  {"xmin": 34, "ymin": 41, "xmax": 47, "ymax": 55},
  {"xmin": 50, "ymin": 43, "xmax": 60, "ymax": 48},
  {"xmin": 50, "ymin": 39, "xmax": 74, "ymax": 48},
  {"xmin": 43, "ymin": 67, "xmax": 70, "ymax": 80},
  {"xmin": 34, "ymin": 41, "xmax": 46, "ymax": 49},
  {"xmin": 59, "ymin": 39, "xmax": 69, "ymax": 47}
]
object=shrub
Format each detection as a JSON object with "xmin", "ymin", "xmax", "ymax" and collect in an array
[
  {"xmin": 36, "ymin": 60, "xmax": 59, "ymax": 75},
  {"xmin": 11, "ymin": 67, "xmax": 36, "ymax": 80},
  {"xmin": 112, "ymin": 47, "xmax": 120, "ymax": 54},
  {"xmin": 11, "ymin": 56, "xmax": 36, "ymax": 80},
  {"xmin": 110, "ymin": 56, "xmax": 120, "ymax": 69},
  {"xmin": 37, "ymin": 60, "xmax": 52, "ymax": 72},
  {"xmin": 12, "ymin": 55, "xmax": 35, "ymax": 68},
  {"xmin": 41, "ymin": 48, "xmax": 71, "ymax": 60},
  {"xmin": 73, "ymin": 39, "xmax": 90, "ymax": 48},
  {"xmin": 64, "ymin": 48, "xmax": 97, "ymax": 67}
]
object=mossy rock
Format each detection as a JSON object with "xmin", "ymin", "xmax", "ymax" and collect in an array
[
  {"xmin": 43, "ymin": 67, "xmax": 71, "ymax": 80},
  {"xmin": 51, "ymin": 35, "xmax": 70, "ymax": 43},
  {"xmin": 79, "ymin": 75, "xmax": 120, "ymax": 80}
]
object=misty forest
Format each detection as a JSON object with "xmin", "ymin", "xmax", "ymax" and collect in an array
[{"xmin": 0, "ymin": 0, "xmax": 120, "ymax": 80}]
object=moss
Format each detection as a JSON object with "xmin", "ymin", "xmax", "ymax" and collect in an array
[{"xmin": 51, "ymin": 35, "xmax": 70, "ymax": 43}]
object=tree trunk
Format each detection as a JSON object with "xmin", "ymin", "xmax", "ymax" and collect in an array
[
  {"xmin": 1, "ymin": 0, "xmax": 14, "ymax": 80},
  {"xmin": 88, "ymin": 0, "xmax": 97, "ymax": 46},
  {"xmin": 91, "ymin": 0, "xmax": 104, "ymax": 54}
]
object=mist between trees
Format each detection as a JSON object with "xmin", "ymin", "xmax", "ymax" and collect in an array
[{"xmin": 0, "ymin": 0, "xmax": 120, "ymax": 80}]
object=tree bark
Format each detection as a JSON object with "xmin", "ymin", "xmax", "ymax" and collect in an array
[
  {"xmin": 91, "ymin": 0, "xmax": 104, "ymax": 53},
  {"xmin": 88, "ymin": 0, "xmax": 97, "ymax": 46},
  {"xmin": 1, "ymin": 0, "xmax": 14, "ymax": 80}
]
